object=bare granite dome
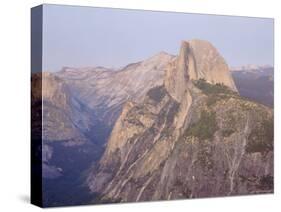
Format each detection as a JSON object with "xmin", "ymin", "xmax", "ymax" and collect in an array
[
  {"xmin": 165, "ymin": 40, "xmax": 237, "ymax": 102},
  {"xmin": 189, "ymin": 40, "xmax": 237, "ymax": 90}
]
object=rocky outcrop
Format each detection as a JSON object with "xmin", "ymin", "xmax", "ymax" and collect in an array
[
  {"xmin": 165, "ymin": 40, "xmax": 237, "ymax": 103},
  {"xmin": 86, "ymin": 40, "xmax": 273, "ymax": 203},
  {"xmin": 33, "ymin": 72, "xmax": 90, "ymax": 143},
  {"xmin": 87, "ymin": 83, "xmax": 273, "ymax": 203},
  {"xmin": 188, "ymin": 40, "xmax": 237, "ymax": 91}
]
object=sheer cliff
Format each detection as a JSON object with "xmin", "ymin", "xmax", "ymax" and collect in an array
[{"xmin": 86, "ymin": 40, "xmax": 273, "ymax": 203}]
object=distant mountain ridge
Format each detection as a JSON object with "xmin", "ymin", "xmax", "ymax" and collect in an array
[
  {"xmin": 231, "ymin": 65, "xmax": 273, "ymax": 107},
  {"xmin": 231, "ymin": 64, "xmax": 273, "ymax": 72},
  {"xmin": 55, "ymin": 51, "xmax": 175, "ymax": 126}
]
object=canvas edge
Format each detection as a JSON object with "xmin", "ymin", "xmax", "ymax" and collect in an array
[{"xmin": 31, "ymin": 4, "xmax": 43, "ymax": 208}]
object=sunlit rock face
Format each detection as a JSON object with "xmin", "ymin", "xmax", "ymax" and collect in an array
[
  {"xmin": 165, "ymin": 40, "xmax": 237, "ymax": 103},
  {"xmin": 86, "ymin": 40, "xmax": 273, "ymax": 203}
]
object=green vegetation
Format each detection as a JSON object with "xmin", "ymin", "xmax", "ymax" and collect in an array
[
  {"xmin": 194, "ymin": 79, "xmax": 238, "ymax": 106},
  {"xmin": 147, "ymin": 85, "xmax": 166, "ymax": 102},
  {"xmin": 246, "ymin": 118, "xmax": 273, "ymax": 153},
  {"xmin": 206, "ymin": 94, "xmax": 230, "ymax": 106},
  {"xmin": 185, "ymin": 110, "xmax": 218, "ymax": 140},
  {"xmin": 194, "ymin": 79, "xmax": 237, "ymax": 95}
]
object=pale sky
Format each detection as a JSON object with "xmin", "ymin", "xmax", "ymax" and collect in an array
[{"xmin": 42, "ymin": 4, "xmax": 274, "ymax": 72}]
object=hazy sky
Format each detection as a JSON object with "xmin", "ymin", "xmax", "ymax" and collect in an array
[{"xmin": 42, "ymin": 4, "xmax": 274, "ymax": 72}]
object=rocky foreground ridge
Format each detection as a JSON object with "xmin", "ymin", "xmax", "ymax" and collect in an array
[{"xmin": 86, "ymin": 40, "xmax": 273, "ymax": 202}]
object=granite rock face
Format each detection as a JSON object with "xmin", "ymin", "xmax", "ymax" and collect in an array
[
  {"xmin": 188, "ymin": 40, "xmax": 237, "ymax": 91},
  {"xmin": 165, "ymin": 40, "xmax": 237, "ymax": 103},
  {"xmin": 56, "ymin": 52, "xmax": 174, "ymax": 127},
  {"xmin": 87, "ymin": 40, "xmax": 273, "ymax": 203},
  {"xmin": 32, "ymin": 72, "xmax": 88, "ymax": 144},
  {"xmin": 32, "ymin": 52, "xmax": 175, "ymax": 182}
]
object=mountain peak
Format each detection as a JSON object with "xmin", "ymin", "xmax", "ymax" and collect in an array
[
  {"xmin": 143, "ymin": 51, "xmax": 174, "ymax": 66},
  {"xmin": 165, "ymin": 40, "xmax": 237, "ymax": 102},
  {"xmin": 154, "ymin": 51, "xmax": 171, "ymax": 57},
  {"xmin": 188, "ymin": 39, "xmax": 237, "ymax": 91}
]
